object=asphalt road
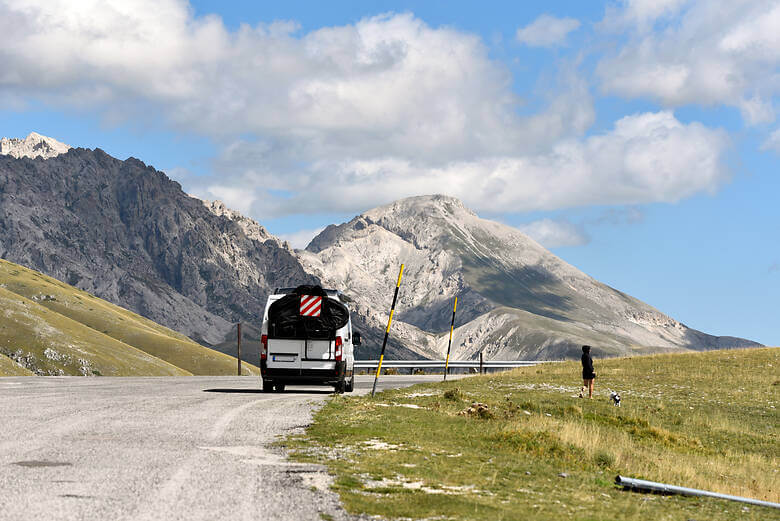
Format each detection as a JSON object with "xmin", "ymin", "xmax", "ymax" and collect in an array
[{"xmin": 0, "ymin": 375, "xmax": 449, "ymax": 521}]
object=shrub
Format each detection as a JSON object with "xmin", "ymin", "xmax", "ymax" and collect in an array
[
  {"xmin": 594, "ymin": 450, "xmax": 615, "ymax": 468},
  {"xmin": 494, "ymin": 430, "xmax": 584, "ymax": 461},
  {"xmin": 458, "ymin": 402, "xmax": 494, "ymax": 419},
  {"xmin": 443, "ymin": 388, "xmax": 464, "ymax": 401}
]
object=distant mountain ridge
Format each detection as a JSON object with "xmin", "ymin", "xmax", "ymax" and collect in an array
[
  {"xmin": 0, "ymin": 134, "xmax": 761, "ymax": 361},
  {"xmin": 300, "ymin": 195, "xmax": 761, "ymax": 359},
  {"xmin": 0, "ymin": 144, "xmax": 315, "ymax": 350}
]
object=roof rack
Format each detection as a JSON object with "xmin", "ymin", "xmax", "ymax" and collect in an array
[{"xmin": 273, "ymin": 287, "xmax": 340, "ymax": 297}]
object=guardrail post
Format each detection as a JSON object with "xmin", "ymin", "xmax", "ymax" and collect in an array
[{"xmin": 237, "ymin": 322, "xmax": 242, "ymax": 376}]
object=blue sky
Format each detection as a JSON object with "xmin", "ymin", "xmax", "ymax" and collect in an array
[{"xmin": 1, "ymin": 0, "xmax": 778, "ymax": 345}]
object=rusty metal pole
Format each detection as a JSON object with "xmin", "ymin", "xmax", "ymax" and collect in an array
[
  {"xmin": 479, "ymin": 351, "xmax": 483, "ymax": 374},
  {"xmin": 237, "ymin": 322, "xmax": 242, "ymax": 376}
]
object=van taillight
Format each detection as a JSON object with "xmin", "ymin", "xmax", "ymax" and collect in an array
[
  {"xmin": 334, "ymin": 336, "xmax": 343, "ymax": 361},
  {"xmin": 261, "ymin": 334, "xmax": 268, "ymax": 361}
]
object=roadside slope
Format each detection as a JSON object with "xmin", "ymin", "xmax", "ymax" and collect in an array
[
  {"xmin": 0, "ymin": 352, "xmax": 34, "ymax": 376},
  {"xmin": 0, "ymin": 287, "xmax": 190, "ymax": 376},
  {"xmin": 0, "ymin": 259, "xmax": 257, "ymax": 375}
]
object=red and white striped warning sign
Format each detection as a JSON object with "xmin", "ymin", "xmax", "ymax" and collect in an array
[{"xmin": 300, "ymin": 295, "xmax": 322, "ymax": 317}]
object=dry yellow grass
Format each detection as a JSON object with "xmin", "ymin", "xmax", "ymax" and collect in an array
[
  {"xmin": 0, "ymin": 352, "xmax": 34, "ymax": 375},
  {"xmin": 0, "ymin": 287, "xmax": 190, "ymax": 376}
]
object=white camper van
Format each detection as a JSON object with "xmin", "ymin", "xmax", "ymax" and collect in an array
[{"xmin": 260, "ymin": 285, "xmax": 360, "ymax": 393}]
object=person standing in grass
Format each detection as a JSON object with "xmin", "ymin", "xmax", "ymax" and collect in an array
[{"xmin": 580, "ymin": 345, "xmax": 595, "ymax": 399}]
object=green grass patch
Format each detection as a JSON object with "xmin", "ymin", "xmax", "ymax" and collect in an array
[{"xmin": 288, "ymin": 348, "xmax": 779, "ymax": 520}]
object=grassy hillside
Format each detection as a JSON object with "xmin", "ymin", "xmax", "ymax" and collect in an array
[
  {"xmin": 0, "ymin": 259, "xmax": 258, "ymax": 376},
  {"xmin": 290, "ymin": 348, "xmax": 779, "ymax": 520},
  {"xmin": 0, "ymin": 287, "xmax": 190, "ymax": 376},
  {"xmin": 0, "ymin": 352, "xmax": 34, "ymax": 375}
]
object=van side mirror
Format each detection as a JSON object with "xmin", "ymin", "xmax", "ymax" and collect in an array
[{"xmin": 353, "ymin": 332, "xmax": 361, "ymax": 346}]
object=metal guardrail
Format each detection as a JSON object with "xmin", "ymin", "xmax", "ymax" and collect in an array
[
  {"xmin": 615, "ymin": 475, "xmax": 780, "ymax": 510},
  {"xmin": 354, "ymin": 360, "xmax": 547, "ymax": 369}
]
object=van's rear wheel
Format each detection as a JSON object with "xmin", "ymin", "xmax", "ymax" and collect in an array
[
  {"xmin": 274, "ymin": 383, "xmax": 286, "ymax": 392},
  {"xmin": 262, "ymin": 380, "xmax": 273, "ymax": 392},
  {"xmin": 345, "ymin": 375, "xmax": 354, "ymax": 393}
]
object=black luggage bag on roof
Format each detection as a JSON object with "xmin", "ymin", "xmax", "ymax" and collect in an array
[{"xmin": 267, "ymin": 285, "xmax": 349, "ymax": 339}]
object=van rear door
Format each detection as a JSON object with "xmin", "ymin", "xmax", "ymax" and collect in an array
[
  {"xmin": 267, "ymin": 339, "xmax": 303, "ymax": 370},
  {"xmin": 302, "ymin": 338, "xmax": 334, "ymax": 369}
]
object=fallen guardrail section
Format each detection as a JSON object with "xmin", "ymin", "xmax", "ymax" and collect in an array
[{"xmin": 615, "ymin": 475, "xmax": 780, "ymax": 510}]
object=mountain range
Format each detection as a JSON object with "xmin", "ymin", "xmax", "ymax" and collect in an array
[
  {"xmin": 0, "ymin": 133, "xmax": 761, "ymax": 363},
  {"xmin": 300, "ymin": 196, "xmax": 760, "ymax": 359}
]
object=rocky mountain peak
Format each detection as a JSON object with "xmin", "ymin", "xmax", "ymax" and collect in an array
[
  {"xmin": 0, "ymin": 132, "xmax": 71, "ymax": 160},
  {"xmin": 364, "ymin": 194, "xmax": 476, "ymax": 224},
  {"xmin": 200, "ymin": 198, "xmax": 282, "ymax": 246},
  {"xmin": 358, "ymin": 194, "xmax": 535, "ymax": 258}
]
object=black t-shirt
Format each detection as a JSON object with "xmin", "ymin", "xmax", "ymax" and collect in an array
[{"xmin": 581, "ymin": 353, "xmax": 594, "ymax": 378}]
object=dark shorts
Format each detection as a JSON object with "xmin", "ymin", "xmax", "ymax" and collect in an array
[{"xmin": 582, "ymin": 372, "xmax": 595, "ymax": 380}]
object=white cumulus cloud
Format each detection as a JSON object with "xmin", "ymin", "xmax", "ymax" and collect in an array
[
  {"xmin": 516, "ymin": 15, "xmax": 581, "ymax": 47},
  {"xmin": 246, "ymin": 111, "xmax": 729, "ymax": 218},
  {"xmin": 0, "ymin": 1, "xmax": 733, "ymax": 222},
  {"xmin": 0, "ymin": 2, "xmax": 538, "ymax": 162},
  {"xmin": 597, "ymin": 0, "xmax": 780, "ymax": 125}
]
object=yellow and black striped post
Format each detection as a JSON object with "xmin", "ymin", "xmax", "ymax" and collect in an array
[
  {"xmin": 371, "ymin": 264, "xmax": 404, "ymax": 397},
  {"xmin": 443, "ymin": 297, "xmax": 457, "ymax": 381}
]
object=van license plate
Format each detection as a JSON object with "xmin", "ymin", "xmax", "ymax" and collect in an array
[{"xmin": 273, "ymin": 355, "xmax": 295, "ymax": 362}]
